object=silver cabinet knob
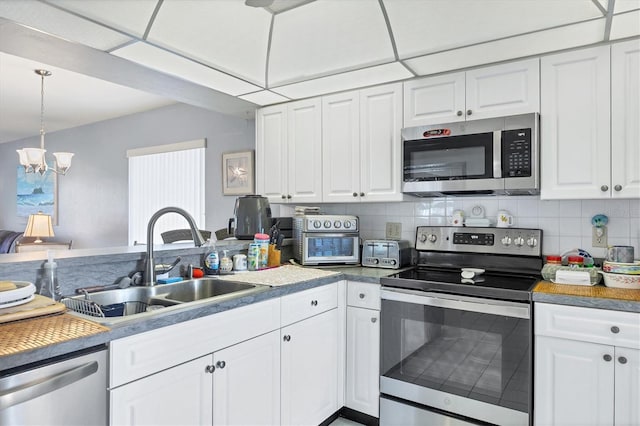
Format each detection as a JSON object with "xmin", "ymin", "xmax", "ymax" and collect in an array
[
  {"xmin": 618, "ymin": 356, "xmax": 628, "ymax": 364},
  {"xmin": 353, "ymin": 192, "xmax": 358, "ymax": 197},
  {"xmin": 283, "ymin": 335, "xmax": 291, "ymax": 342},
  {"xmin": 611, "ymin": 326, "xmax": 620, "ymax": 334},
  {"xmin": 287, "ymin": 194, "xmax": 292, "ymax": 199},
  {"xmin": 281, "ymin": 194, "xmax": 286, "ymax": 199},
  {"xmin": 457, "ymin": 110, "xmax": 463, "ymax": 116},
  {"xmin": 216, "ymin": 360, "xmax": 226, "ymax": 369},
  {"xmin": 205, "ymin": 365, "xmax": 215, "ymax": 373},
  {"xmin": 601, "ymin": 185, "xmax": 609, "ymax": 192},
  {"xmin": 371, "ymin": 317, "xmax": 377, "ymax": 323},
  {"xmin": 360, "ymin": 192, "xmax": 365, "ymax": 197},
  {"xmin": 614, "ymin": 185, "xmax": 622, "ymax": 192},
  {"xmin": 359, "ymin": 293, "xmax": 365, "ymax": 299},
  {"xmin": 310, "ymin": 300, "xmax": 318, "ymax": 306},
  {"xmin": 603, "ymin": 354, "xmax": 612, "ymax": 362},
  {"xmin": 466, "ymin": 109, "xmax": 472, "ymax": 116}
]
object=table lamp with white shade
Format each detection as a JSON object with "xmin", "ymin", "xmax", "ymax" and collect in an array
[{"xmin": 24, "ymin": 212, "xmax": 54, "ymax": 243}]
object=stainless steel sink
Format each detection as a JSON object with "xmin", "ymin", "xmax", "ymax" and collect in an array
[{"xmin": 62, "ymin": 278, "xmax": 269, "ymax": 325}]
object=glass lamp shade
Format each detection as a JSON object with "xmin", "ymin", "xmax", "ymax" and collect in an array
[
  {"xmin": 53, "ymin": 152, "xmax": 74, "ymax": 171},
  {"xmin": 16, "ymin": 149, "xmax": 29, "ymax": 167},
  {"xmin": 24, "ymin": 212, "xmax": 54, "ymax": 243},
  {"xmin": 22, "ymin": 148, "xmax": 46, "ymax": 168}
]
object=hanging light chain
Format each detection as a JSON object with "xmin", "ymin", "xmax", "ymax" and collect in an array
[{"xmin": 35, "ymin": 69, "xmax": 51, "ymax": 150}]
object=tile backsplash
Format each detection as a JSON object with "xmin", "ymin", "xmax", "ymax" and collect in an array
[{"xmin": 279, "ymin": 197, "xmax": 640, "ymax": 258}]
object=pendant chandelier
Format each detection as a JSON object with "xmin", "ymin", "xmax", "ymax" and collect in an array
[{"xmin": 16, "ymin": 69, "xmax": 74, "ymax": 175}]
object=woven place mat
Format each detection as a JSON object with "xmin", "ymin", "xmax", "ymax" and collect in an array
[{"xmin": 0, "ymin": 313, "xmax": 109, "ymax": 357}]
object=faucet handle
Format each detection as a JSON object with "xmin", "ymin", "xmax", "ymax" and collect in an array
[{"xmin": 155, "ymin": 256, "xmax": 181, "ymax": 274}]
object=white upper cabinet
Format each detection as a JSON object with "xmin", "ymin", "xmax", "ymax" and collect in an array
[
  {"xmin": 611, "ymin": 39, "xmax": 640, "ymax": 199},
  {"xmin": 256, "ymin": 98, "xmax": 322, "ymax": 204},
  {"xmin": 323, "ymin": 83, "xmax": 404, "ymax": 203},
  {"xmin": 404, "ymin": 58, "xmax": 540, "ymax": 127},
  {"xmin": 539, "ymin": 42, "xmax": 640, "ymax": 200}
]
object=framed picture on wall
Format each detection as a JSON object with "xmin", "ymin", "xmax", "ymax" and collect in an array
[
  {"xmin": 16, "ymin": 166, "xmax": 58, "ymax": 224},
  {"xmin": 222, "ymin": 150, "xmax": 254, "ymax": 195}
]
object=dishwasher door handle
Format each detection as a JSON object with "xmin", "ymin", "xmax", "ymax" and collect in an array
[{"xmin": 0, "ymin": 361, "xmax": 98, "ymax": 410}]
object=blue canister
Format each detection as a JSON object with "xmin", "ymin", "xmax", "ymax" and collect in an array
[{"xmin": 248, "ymin": 243, "xmax": 260, "ymax": 271}]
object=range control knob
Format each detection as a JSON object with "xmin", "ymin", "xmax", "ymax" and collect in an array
[
  {"xmin": 370, "ymin": 258, "xmax": 379, "ymax": 264},
  {"xmin": 324, "ymin": 220, "xmax": 332, "ymax": 228},
  {"xmin": 419, "ymin": 233, "xmax": 428, "ymax": 243},
  {"xmin": 428, "ymin": 234, "xmax": 437, "ymax": 243},
  {"xmin": 334, "ymin": 221, "xmax": 342, "ymax": 228},
  {"xmin": 501, "ymin": 236, "xmax": 512, "ymax": 246},
  {"xmin": 313, "ymin": 220, "xmax": 321, "ymax": 229},
  {"xmin": 514, "ymin": 236, "xmax": 525, "ymax": 247},
  {"xmin": 526, "ymin": 237, "xmax": 538, "ymax": 248},
  {"xmin": 390, "ymin": 259, "xmax": 397, "ymax": 266}
]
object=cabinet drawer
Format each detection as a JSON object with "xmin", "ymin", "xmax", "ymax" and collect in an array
[
  {"xmin": 535, "ymin": 303, "xmax": 640, "ymax": 349},
  {"xmin": 347, "ymin": 281, "xmax": 380, "ymax": 310},
  {"xmin": 110, "ymin": 298, "xmax": 281, "ymax": 388},
  {"xmin": 281, "ymin": 283, "xmax": 338, "ymax": 326}
]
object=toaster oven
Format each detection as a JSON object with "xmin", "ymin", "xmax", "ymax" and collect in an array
[
  {"xmin": 362, "ymin": 240, "xmax": 411, "ymax": 269},
  {"xmin": 293, "ymin": 215, "xmax": 360, "ymax": 266}
]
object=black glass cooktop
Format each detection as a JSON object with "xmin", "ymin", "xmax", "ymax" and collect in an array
[{"xmin": 381, "ymin": 267, "xmax": 539, "ymax": 302}]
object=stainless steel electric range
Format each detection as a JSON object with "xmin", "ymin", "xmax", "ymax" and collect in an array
[{"xmin": 379, "ymin": 226, "xmax": 543, "ymax": 426}]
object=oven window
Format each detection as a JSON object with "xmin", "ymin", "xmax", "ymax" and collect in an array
[
  {"xmin": 306, "ymin": 236, "xmax": 355, "ymax": 259},
  {"xmin": 381, "ymin": 298, "xmax": 530, "ymax": 413},
  {"xmin": 403, "ymin": 132, "xmax": 493, "ymax": 181}
]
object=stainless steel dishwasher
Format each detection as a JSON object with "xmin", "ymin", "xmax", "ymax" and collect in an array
[{"xmin": 0, "ymin": 346, "xmax": 107, "ymax": 425}]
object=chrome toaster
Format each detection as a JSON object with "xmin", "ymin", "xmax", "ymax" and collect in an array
[{"xmin": 362, "ymin": 240, "xmax": 411, "ymax": 269}]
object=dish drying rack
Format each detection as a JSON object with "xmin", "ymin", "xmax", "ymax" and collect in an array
[{"xmin": 61, "ymin": 298, "xmax": 149, "ymax": 318}]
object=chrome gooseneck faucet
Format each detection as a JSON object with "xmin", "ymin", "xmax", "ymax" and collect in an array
[{"xmin": 143, "ymin": 207, "xmax": 206, "ymax": 286}]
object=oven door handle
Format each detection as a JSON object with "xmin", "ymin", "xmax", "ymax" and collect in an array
[{"xmin": 381, "ymin": 288, "xmax": 529, "ymax": 319}]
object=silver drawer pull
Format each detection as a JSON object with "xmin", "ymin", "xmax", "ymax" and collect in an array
[
  {"xmin": 618, "ymin": 357, "xmax": 628, "ymax": 364},
  {"xmin": 205, "ymin": 365, "xmax": 215, "ymax": 373},
  {"xmin": 283, "ymin": 335, "xmax": 291, "ymax": 342},
  {"xmin": 359, "ymin": 293, "xmax": 365, "ymax": 299},
  {"xmin": 371, "ymin": 317, "xmax": 377, "ymax": 323},
  {"xmin": 310, "ymin": 300, "xmax": 318, "ymax": 306},
  {"xmin": 611, "ymin": 326, "xmax": 620, "ymax": 334},
  {"xmin": 603, "ymin": 354, "xmax": 612, "ymax": 362},
  {"xmin": 216, "ymin": 361, "xmax": 226, "ymax": 369}
]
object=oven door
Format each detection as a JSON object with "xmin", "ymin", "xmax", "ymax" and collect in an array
[
  {"xmin": 301, "ymin": 233, "xmax": 359, "ymax": 265},
  {"xmin": 380, "ymin": 288, "xmax": 531, "ymax": 426}
]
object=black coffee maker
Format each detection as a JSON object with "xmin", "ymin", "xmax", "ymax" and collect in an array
[{"xmin": 228, "ymin": 195, "xmax": 272, "ymax": 240}]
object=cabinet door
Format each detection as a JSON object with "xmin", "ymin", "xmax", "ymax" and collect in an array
[
  {"xmin": 540, "ymin": 45, "xmax": 611, "ymax": 199},
  {"xmin": 611, "ymin": 39, "xmax": 640, "ymax": 199},
  {"xmin": 466, "ymin": 58, "xmax": 540, "ymax": 120},
  {"xmin": 403, "ymin": 72, "xmax": 465, "ymax": 127},
  {"xmin": 534, "ymin": 335, "xmax": 614, "ymax": 426},
  {"xmin": 281, "ymin": 308, "xmax": 339, "ymax": 426},
  {"xmin": 359, "ymin": 83, "xmax": 403, "ymax": 202},
  {"xmin": 212, "ymin": 331, "xmax": 280, "ymax": 426},
  {"xmin": 346, "ymin": 306, "xmax": 380, "ymax": 418},
  {"xmin": 322, "ymin": 91, "xmax": 361, "ymax": 202},
  {"xmin": 288, "ymin": 98, "xmax": 323, "ymax": 203},
  {"xmin": 110, "ymin": 355, "xmax": 213, "ymax": 426},
  {"xmin": 614, "ymin": 347, "xmax": 640, "ymax": 426},
  {"xmin": 256, "ymin": 104, "xmax": 288, "ymax": 203}
]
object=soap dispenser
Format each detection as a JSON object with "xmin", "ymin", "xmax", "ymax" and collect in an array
[{"xmin": 40, "ymin": 250, "xmax": 62, "ymax": 301}]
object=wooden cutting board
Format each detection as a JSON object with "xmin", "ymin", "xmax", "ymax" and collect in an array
[{"xmin": 0, "ymin": 294, "xmax": 66, "ymax": 324}]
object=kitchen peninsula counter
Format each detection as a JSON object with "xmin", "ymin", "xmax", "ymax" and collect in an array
[{"xmin": 533, "ymin": 280, "xmax": 640, "ymax": 313}]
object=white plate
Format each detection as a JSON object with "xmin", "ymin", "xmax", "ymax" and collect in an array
[
  {"xmin": 0, "ymin": 281, "xmax": 36, "ymax": 307},
  {"xmin": 462, "ymin": 268, "xmax": 485, "ymax": 275}
]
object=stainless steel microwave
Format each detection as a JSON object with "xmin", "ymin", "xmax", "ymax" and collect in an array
[{"xmin": 402, "ymin": 113, "xmax": 539, "ymax": 197}]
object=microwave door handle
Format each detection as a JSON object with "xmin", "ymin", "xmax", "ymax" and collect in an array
[{"xmin": 493, "ymin": 130, "xmax": 502, "ymax": 178}]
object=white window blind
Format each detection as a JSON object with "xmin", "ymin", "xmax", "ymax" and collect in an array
[{"xmin": 128, "ymin": 139, "xmax": 206, "ymax": 246}]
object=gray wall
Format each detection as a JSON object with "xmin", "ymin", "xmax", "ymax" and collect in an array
[{"xmin": 0, "ymin": 103, "xmax": 255, "ymax": 249}]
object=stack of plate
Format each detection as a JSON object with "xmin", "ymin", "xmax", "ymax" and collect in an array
[
  {"xmin": 0, "ymin": 281, "xmax": 36, "ymax": 309},
  {"xmin": 600, "ymin": 261, "xmax": 640, "ymax": 289}
]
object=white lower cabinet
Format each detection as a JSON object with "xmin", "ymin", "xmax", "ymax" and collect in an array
[
  {"xmin": 534, "ymin": 303, "xmax": 640, "ymax": 426},
  {"xmin": 281, "ymin": 308, "xmax": 339, "ymax": 426},
  {"xmin": 110, "ymin": 331, "xmax": 281, "ymax": 426},
  {"xmin": 346, "ymin": 306, "xmax": 379, "ymax": 417}
]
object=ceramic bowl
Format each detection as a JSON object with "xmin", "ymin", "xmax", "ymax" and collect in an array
[
  {"xmin": 602, "ymin": 260, "xmax": 640, "ymax": 275},
  {"xmin": 599, "ymin": 271, "xmax": 640, "ymax": 289}
]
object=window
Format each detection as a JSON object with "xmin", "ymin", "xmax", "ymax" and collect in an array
[{"xmin": 127, "ymin": 139, "xmax": 206, "ymax": 245}]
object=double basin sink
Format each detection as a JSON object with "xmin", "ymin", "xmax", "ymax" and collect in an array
[{"xmin": 64, "ymin": 278, "xmax": 269, "ymax": 325}]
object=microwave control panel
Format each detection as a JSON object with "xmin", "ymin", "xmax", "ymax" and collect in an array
[{"xmin": 502, "ymin": 128, "xmax": 531, "ymax": 178}]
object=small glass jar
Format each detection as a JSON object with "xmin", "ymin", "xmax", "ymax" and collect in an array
[
  {"xmin": 567, "ymin": 255, "xmax": 584, "ymax": 268},
  {"xmin": 541, "ymin": 255, "xmax": 562, "ymax": 281}
]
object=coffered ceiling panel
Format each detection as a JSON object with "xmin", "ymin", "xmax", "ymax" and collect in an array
[
  {"xmin": 404, "ymin": 19, "xmax": 607, "ymax": 76},
  {"xmin": 147, "ymin": 0, "xmax": 271, "ymax": 86},
  {"xmin": 44, "ymin": 0, "xmax": 157, "ymax": 38},
  {"xmin": 268, "ymin": 0, "xmax": 395, "ymax": 87},
  {"xmin": 0, "ymin": 0, "xmax": 131, "ymax": 50},
  {"xmin": 112, "ymin": 42, "xmax": 262, "ymax": 96},
  {"xmin": 384, "ymin": 0, "xmax": 604, "ymax": 60}
]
